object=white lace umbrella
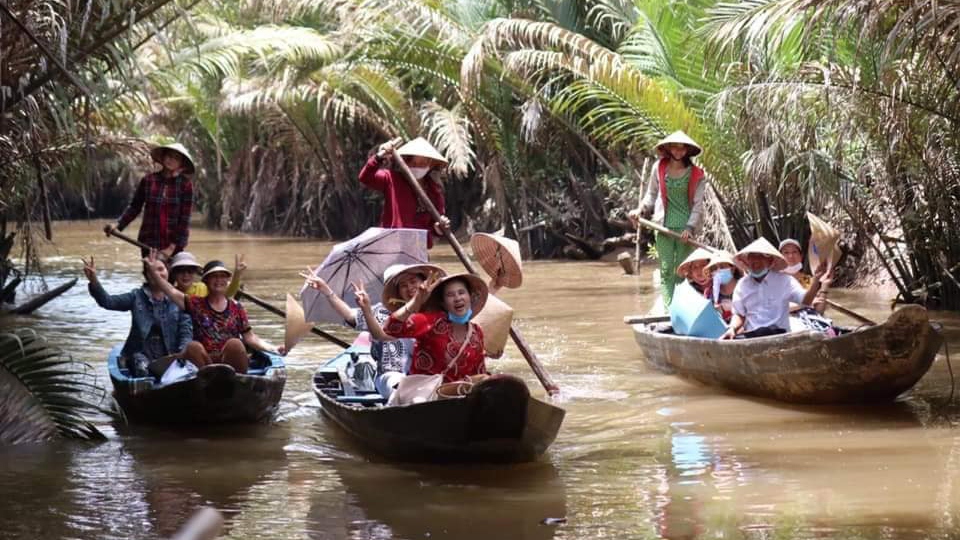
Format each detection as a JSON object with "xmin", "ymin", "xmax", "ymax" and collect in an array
[{"xmin": 301, "ymin": 228, "xmax": 429, "ymax": 323}]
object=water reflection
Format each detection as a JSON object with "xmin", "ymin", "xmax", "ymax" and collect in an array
[
  {"xmin": 4, "ymin": 220, "xmax": 960, "ymax": 540},
  {"xmin": 305, "ymin": 459, "xmax": 566, "ymax": 540}
]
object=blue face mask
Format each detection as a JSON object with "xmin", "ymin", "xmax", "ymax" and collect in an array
[
  {"xmin": 716, "ymin": 268, "xmax": 734, "ymax": 285},
  {"xmin": 448, "ymin": 308, "xmax": 473, "ymax": 325},
  {"xmin": 749, "ymin": 267, "xmax": 769, "ymax": 280}
]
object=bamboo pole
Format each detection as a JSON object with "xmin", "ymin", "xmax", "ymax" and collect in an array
[
  {"xmin": 633, "ymin": 217, "xmax": 878, "ymax": 326},
  {"xmin": 105, "ymin": 228, "xmax": 351, "ymax": 348},
  {"xmin": 388, "ymin": 146, "xmax": 561, "ymax": 396}
]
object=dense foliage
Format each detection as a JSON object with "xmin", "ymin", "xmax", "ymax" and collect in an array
[{"xmin": 1, "ymin": 0, "xmax": 958, "ymax": 307}]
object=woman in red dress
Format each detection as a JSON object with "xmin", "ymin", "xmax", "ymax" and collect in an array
[
  {"xmin": 358, "ymin": 137, "xmax": 452, "ymax": 248},
  {"xmin": 383, "ymin": 272, "xmax": 489, "ymax": 383}
]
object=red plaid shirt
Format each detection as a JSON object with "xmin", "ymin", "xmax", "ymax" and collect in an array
[{"xmin": 117, "ymin": 172, "xmax": 193, "ymax": 252}]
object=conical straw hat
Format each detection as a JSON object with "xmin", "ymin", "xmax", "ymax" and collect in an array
[
  {"xmin": 734, "ymin": 238, "xmax": 788, "ymax": 272},
  {"xmin": 424, "ymin": 273, "xmax": 488, "ymax": 317},
  {"xmin": 676, "ymin": 247, "xmax": 714, "ymax": 278},
  {"xmin": 806, "ymin": 212, "xmax": 841, "ymax": 271},
  {"xmin": 151, "ymin": 142, "xmax": 196, "ymax": 174},
  {"xmin": 470, "ymin": 233, "xmax": 523, "ymax": 288},
  {"xmin": 655, "ymin": 131, "xmax": 702, "ymax": 157},
  {"xmin": 472, "ymin": 293, "xmax": 514, "ymax": 357},
  {"xmin": 705, "ymin": 250, "xmax": 737, "ymax": 271},
  {"xmin": 284, "ymin": 294, "xmax": 315, "ymax": 353},
  {"xmin": 397, "ymin": 137, "xmax": 448, "ymax": 165}
]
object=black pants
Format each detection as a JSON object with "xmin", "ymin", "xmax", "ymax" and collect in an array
[{"xmin": 735, "ymin": 326, "xmax": 787, "ymax": 339}]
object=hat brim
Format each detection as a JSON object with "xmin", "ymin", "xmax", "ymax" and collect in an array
[
  {"xmin": 424, "ymin": 273, "xmax": 488, "ymax": 318},
  {"xmin": 381, "ymin": 264, "xmax": 447, "ymax": 307},
  {"xmin": 733, "ymin": 252, "xmax": 787, "ymax": 272},
  {"xmin": 151, "ymin": 146, "xmax": 196, "ymax": 174},
  {"xmin": 470, "ymin": 233, "xmax": 523, "ymax": 288},
  {"xmin": 201, "ymin": 266, "xmax": 233, "ymax": 280}
]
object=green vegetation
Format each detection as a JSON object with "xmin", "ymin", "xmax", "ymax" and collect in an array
[{"xmin": 1, "ymin": 0, "xmax": 958, "ymax": 308}]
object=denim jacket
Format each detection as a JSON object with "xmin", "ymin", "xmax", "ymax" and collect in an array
[{"xmin": 88, "ymin": 280, "xmax": 192, "ymax": 358}]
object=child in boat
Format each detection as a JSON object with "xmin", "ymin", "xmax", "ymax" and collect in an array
[
  {"xmin": 168, "ymin": 251, "xmax": 245, "ymax": 298},
  {"xmin": 676, "ymin": 247, "xmax": 713, "ymax": 295},
  {"xmin": 720, "ymin": 238, "xmax": 827, "ymax": 340},
  {"xmin": 105, "ymin": 143, "xmax": 194, "ymax": 260},
  {"xmin": 358, "ymin": 137, "xmax": 452, "ymax": 248},
  {"xmin": 144, "ymin": 252, "xmax": 283, "ymax": 373},
  {"xmin": 384, "ymin": 272, "xmax": 491, "ymax": 383},
  {"xmin": 301, "ymin": 263, "xmax": 447, "ymax": 399},
  {"xmin": 627, "ymin": 131, "xmax": 710, "ymax": 307},
  {"xmin": 83, "ymin": 256, "xmax": 192, "ymax": 377},
  {"xmin": 704, "ymin": 251, "xmax": 740, "ymax": 322}
]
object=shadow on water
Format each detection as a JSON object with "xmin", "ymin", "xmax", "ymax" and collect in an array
[
  {"xmin": 306, "ymin": 459, "xmax": 566, "ymax": 540},
  {"xmin": 299, "ymin": 414, "xmax": 566, "ymax": 540},
  {"xmin": 117, "ymin": 423, "xmax": 290, "ymax": 538}
]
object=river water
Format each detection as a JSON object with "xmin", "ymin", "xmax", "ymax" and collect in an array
[{"xmin": 1, "ymin": 221, "xmax": 959, "ymax": 540}]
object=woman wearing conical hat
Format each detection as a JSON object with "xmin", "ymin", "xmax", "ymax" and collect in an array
[
  {"xmin": 105, "ymin": 143, "xmax": 195, "ymax": 259},
  {"xmin": 628, "ymin": 131, "xmax": 710, "ymax": 307},
  {"xmin": 359, "ymin": 137, "xmax": 452, "ymax": 248}
]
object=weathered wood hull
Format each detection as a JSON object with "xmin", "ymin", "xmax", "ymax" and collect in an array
[
  {"xmin": 631, "ymin": 305, "xmax": 942, "ymax": 404},
  {"xmin": 108, "ymin": 345, "xmax": 286, "ymax": 424},
  {"xmin": 313, "ymin": 347, "xmax": 565, "ymax": 463}
]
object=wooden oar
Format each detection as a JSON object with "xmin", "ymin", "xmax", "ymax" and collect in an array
[
  {"xmin": 235, "ymin": 290, "xmax": 350, "ymax": 349},
  {"xmin": 106, "ymin": 228, "xmax": 352, "ymax": 348},
  {"xmin": 633, "ymin": 217, "xmax": 878, "ymax": 326},
  {"xmin": 391, "ymin": 147, "xmax": 561, "ymax": 396}
]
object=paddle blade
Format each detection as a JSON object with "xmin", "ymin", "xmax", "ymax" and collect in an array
[
  {"xmin": 284, "ymin": 294, "xmax": 315, "ymax": 353},
  {"xmin": 806, "ymin": 212, "xmax": 841, "ymax": 272}
]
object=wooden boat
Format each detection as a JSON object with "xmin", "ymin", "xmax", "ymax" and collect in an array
[
  {"xmin": 630, "ymin": 305, "xmax": 943, "ymax": 405},
  {"xmin": 108, "ymin": 345, "xmax": 286, "ymax": 424},
  {"xmin": 312, "ymin": 345, "xmax": 565, "ymax": 463}
]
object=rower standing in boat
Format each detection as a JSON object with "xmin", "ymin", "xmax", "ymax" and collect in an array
[
  {"xmin": 144, "ymin": 253, "xmax": 284, "ymax": 373},
  {"xmin": 628, "ymin": 131, "xmax": 710, "ymax": 308},
  {"xmin": 720, "ymin": 239, "xmax": 827, "ymax": 340},
  {"xmin": 302, "ymin": 263, "xmax": 447, "ymax": 399},
  {"xmin": 82, "ymin": 256, "xmax": 192, "ymax": 377},
  {"xmin": 104, "ymin": 143, "xmax": 195, "ymax": 260},
  {"xmin": 359, "ymin": 137, "xmax": 452, "ymax": 248}
]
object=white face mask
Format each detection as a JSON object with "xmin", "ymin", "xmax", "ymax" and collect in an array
[
  {"xmin": 784, "ymin": 263, "xmax": 802, "ymax": 275},
  {"xmin": 409, "ymin": 167, "xmax": 430, "ymax": 180}
]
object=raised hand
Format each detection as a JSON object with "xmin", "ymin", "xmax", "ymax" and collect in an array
[
  {"xmin": 81, "ymin": 256, "xmax": 97, "ymax": 282},
  {"xmin": 412, "ymin": 271, "xmax": 440, "ymax": 308},
  {"xmin": 351, "ymin": 281, "xmax": 370, "ymax": 309},
  {"xmin": 234, "ymin": 253, "xmax": 247, "ymax": 275},
  {"xmin": 300, "ymin": 267, "xmax": 333, "ymax": 296}
]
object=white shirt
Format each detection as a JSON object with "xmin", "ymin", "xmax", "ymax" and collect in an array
[{"xmin": 731, "ymin": 271, "xmax": 807, "ymax": 332}]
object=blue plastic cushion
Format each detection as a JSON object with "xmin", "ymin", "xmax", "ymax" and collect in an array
[{"xmin": 669, "ymin": 281, "xmax": 727, "ymax": 339}]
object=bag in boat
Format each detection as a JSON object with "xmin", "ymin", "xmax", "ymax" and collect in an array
[
  {"xmin": 386, "ymin": 324, "xmax": 475, "ymax": 406},
  {"xmin": 160, "ymin": 359, "xmax": 198, "ymax": 386},
  {"xmin": 669, "ymin": 281, "xmax": 727, "ymax": 338},
  {"xmin": 386, "ymin": 374, "xmax": 443, "ymax": 406}
]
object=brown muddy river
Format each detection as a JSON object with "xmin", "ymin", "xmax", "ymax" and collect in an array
[{"xmin": 1, "ymin": 220, "xmax": 959, "ymax": 539}]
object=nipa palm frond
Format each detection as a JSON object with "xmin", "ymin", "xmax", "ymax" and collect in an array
[{"xmin": 0, "ymin": 329, "xmax": 115, "ymax": 445}]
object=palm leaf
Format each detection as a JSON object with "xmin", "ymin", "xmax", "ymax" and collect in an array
[{"xmin": 0, "ymin": 329, "xmax": 116, "ymax": 445}]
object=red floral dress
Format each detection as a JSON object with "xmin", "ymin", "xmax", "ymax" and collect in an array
[
  {"xmin": 184, "ymin": 296, "xmax": 251, "ymax": 353},
  {"xmin": 384, "ymin": 311, "xmax": 486, "ymax": 382}
]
